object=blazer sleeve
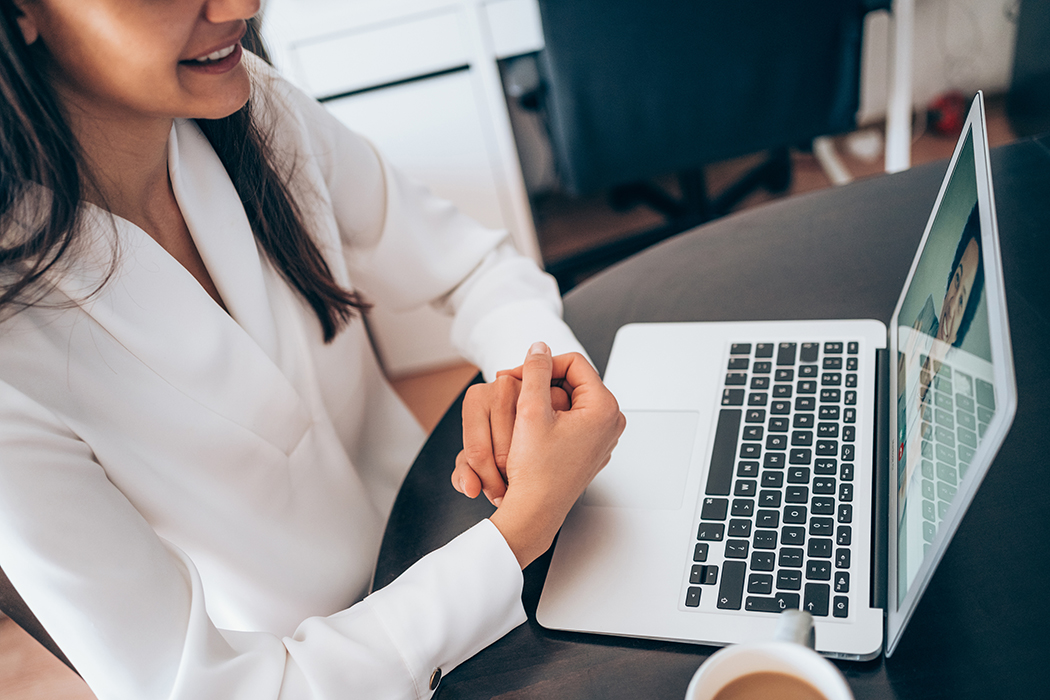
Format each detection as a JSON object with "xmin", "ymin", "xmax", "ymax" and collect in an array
[
  {"xmin": 254, "ymin": 59, "xmax": 587, "ymax": 379},
  {"xmin": 0, "ymin": 381, "xmax": 526, "ymax": 700}
]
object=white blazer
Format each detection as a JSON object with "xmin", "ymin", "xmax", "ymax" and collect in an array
[{"xmin": 0, "ymin": 56, "xmax": 582, "ymax": 700}]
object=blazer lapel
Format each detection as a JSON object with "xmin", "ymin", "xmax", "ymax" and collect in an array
[{"xmin": 44, "ymin": 125, "xmax": 313, "ymax": 456}]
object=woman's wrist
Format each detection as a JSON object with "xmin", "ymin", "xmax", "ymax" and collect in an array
[{"xmin": 488, "ymin": 495, "xmax": 561, "ymax": 569}]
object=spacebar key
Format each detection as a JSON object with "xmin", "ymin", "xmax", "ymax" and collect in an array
[
  {"xmin": 716, "ymin": 561, "xmax": 746, "ymax": 609},
  {"xmin": 705, "ymin": 409, "xmax": 741, "ymax": 496}
]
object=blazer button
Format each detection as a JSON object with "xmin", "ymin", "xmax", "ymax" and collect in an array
[{"xmin": 429, "ymin": 667, "xmax": 442, "ymax": 691}]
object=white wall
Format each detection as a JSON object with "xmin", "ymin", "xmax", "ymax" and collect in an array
[{"xmin": 859, "ymin": 0, "xmax": 1020, "ymax": 124}]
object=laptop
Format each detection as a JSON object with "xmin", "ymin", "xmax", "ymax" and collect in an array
[{"xmin": 537, "ymin": 92, "xmax": 1017, "ymax": 660}]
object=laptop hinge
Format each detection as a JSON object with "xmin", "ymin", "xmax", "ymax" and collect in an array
[{"xmin": 870, "ymin": 348, "xmax": 889, "ymax": 611}]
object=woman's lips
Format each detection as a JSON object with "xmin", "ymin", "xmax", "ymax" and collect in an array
[{"xmin": 180, "ymin": 42, "xmax": 243, "ymax": 75}]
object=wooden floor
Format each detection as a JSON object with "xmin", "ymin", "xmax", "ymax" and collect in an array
[{"xmin": 0, "ymin": 98, "xmax": 1018, "ymax": 699}]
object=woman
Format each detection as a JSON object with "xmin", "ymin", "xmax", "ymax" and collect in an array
[{"xmin": 0, "ymin": 1, "xmax": 625, "ymax": 698}]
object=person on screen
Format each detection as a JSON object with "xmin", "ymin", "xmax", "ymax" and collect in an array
[
  {"xmin": 915, "ymin": 204, "xmax": 985, "ymax": 402},
  {"xmin": 0, "ymin": 3, "xmax": 624, "ymax": 699}
]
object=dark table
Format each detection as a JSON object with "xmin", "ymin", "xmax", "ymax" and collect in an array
[{"xmin": 375, "ymin": 135, "xmax": 1050, "ymax": 699}]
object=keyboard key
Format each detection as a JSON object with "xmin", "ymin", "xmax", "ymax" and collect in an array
[
  {"xmin": 800, "ymin": 343, "xmax": 819, "ymax": 363},
  {"xmin": 768, "ymin": 417, "xmax": 789, "ymax": 432},
  {"xmin": 838, "ymin": 504, "xmax": 853, "ymax": 523},
  {"xmin": 839, "ymin": 483, "xmax": 853, "ymax": 501},
  {"xmin": 700, "ymin": 497, "xmax": 729, "ymax": 520},
  {"xmin": 808, "ymin": 538, "xmax": 833, "ymax": 558},
  {"xmin": 730, "ymin": 343, "xmax": 752, "ymax": 355},
  {"xmin": 722, "ymin": 389, "xmax": 745, "ymax": 405},
  {"xmin": 748, "ymin": 574, "xmax": 774, "ymax": 594},
  {"xmin": 753, "ymin": 529, "xmax": 778, "ymax": 549},
  {"xmin": 755, "ymin": 344, "xmax": 774, "ymax": 358},
  {"xmin": 806, "ymin": 561, "xmax": 832, "ymax": 581},
  {"xmin": 847, "ymin": 341, "xmax": 858, "ymax": 354},
  {"xmin": 820, "ymin": 389, "xmax": 841, "ymax": 403},
  {"xmin": 756, "ymin": 510, "xmax": 780, "ymax": 529},
  {"xmin": 811, "ymin": 497, "xmax": 835, "ymax": 515},
  {"xmin": 797, "ymin": 380, "xmax": 817, "ymax": 394},
  {"xmin": 779, "ymin": 548, "xmax": 804, "ymax": 567},
  {"xmin": 777, "ymin": 568, "xmax": 803, "ymax": 590},
  {"xmin": 793, "ymin": 413, "xmax": 815, "ymax": 428},
  {"xmin": 844, "ymin": 390, "xmax": 857, "ymax": 405},
  {"xmin": 845, "ymin": 374, "xmax": 857, "ymax": 388},
  {"xmin": 693, "ymin": 542, "xmax": 709, "ymax": 562},
  {"xmin": 737, "ymin": 461, "xmax": 759, "ymax": 477},
  {"xmin": 816, "ymin": 440, "xmax": 838, "ymax": 456},
  {"xmin": 834, "ymin": 571, "xmax": 850, "ymax": 593},
  {"xmin": 685, "ymin": 587, "xmax": 702, "ymax": 607},
  {"xmin": 833, "ymin": 595, "xmax": 849, "ymax": 618},
  {"xmin": 843, "ymin": 426, "xmax": 855, "ymax": 442},
  {"xmin": 725, "ymin": 540, "xmax": 750, "ymax": 559},
  {"xmin": 788, "ymin": 449, "xmax": 812, "ymax": 465},
  {"xmin": 823, "ymin": 356, "xmax": 843, "ymax": 370},
  {"xmin": 839, "ymin": 463, "xmax": 854, "ymax": 481},
  {"xmin": 815, "ymin": 458, "xmax": 837, "ymax": 475},
  {"xmin": 690, "ymin": 564, "xmax": 719, "ymax": 585},
  {"xmin": 742, "ymin": 425, "xmax": 763, "ymax": 440},
  {"xmin": 818, "ymin": 405, "xmax": 840, "ymax": 420},
  {"xmin": 785, "ymin": 486, "xmax": 809, "ymax": 503},
  {"xmin": 835, "ymin": 549, "xmax": 851, "ymax": 569},
  {"xmin": 787, "ymin": 467, "xmax": 810, "ymax": 484},
  {"xmin": 728, "ymin": 357, "xmax": 749, "ymax": 370},
  {"xmin": 775, "ymin": 369, "xmax": 795, "ymax": 382},
  {"xmin": 706, "ymin": 410, "xmax": 741, "ymax": 496},
  {"xmin": 745, "ymin": 409, "xmax": 766, "ymax": 423},
  {"xmin": 777, "ymin": 343, "xmax": 797, "ymax": 366},
  {"xmin": 766, "ymin": 434, "xmax": 788, "ymax": 450},
  {"xmin": 813, "ymin": 477, "xmax": 836, "ymax": 494},
  {"xmin": 728, "ymin": 519, "xmax": 752, "ymax": 537},
  {"xmin": 783, "ymin": 506, "xmax": 808, "ymax": 524},
  {"xmin": 697, "ymin": 523, "xmax": 725, "ymax": 541},
  {"xmin": 735, "ymin": 480, "xmax": 757, "ymax": 496},
  {"xmin": 824, "ymin": 342, "xmax": 843, "ymax": 354},
  {"xmin": 841, "ymin": 444, "xmax": 855, "ymax": 461},
  {"xmin": 791, "ymin": 431, "xmax": 814, "ymax": 447},
  {"xmin": 748, "ymin": 393, "xmax": 768, "ymax": 406},
  {"xmin": 781, "ymin": 526, "xmax": 806, "ymax": 545},
  {"xmin": 758, "ymin": 479, "xmax": 784, "ymax": 503},
  {"xmin": 821, "ymin": 373, "xmax": 842, "ymax": 386},
  {"xmin": 746, "ymin": 593, "xmax": 800, "ymax": 613},
  {"xmin": 763, "ymin": 453, "xmax": 786, "ymax": 468},
  {"xmin": 809, "ymin": 517, "xmax": 834, "ymax": 535},
  {"xmin": 817, "ymin": 423, "xmax": 839, "ymax": 439},
  {"xmin": 846, "ymin": 357, "xmax": 858, "ymax": 371},
  {"xmin": 773, "ymin": 384, "xmax": 793, "ymax": 398},
  {"xmin": 771, "ymin": 400, "xmax": 791, "ymax": 414},
  {"xmin": 750, "ymin": 376, "xmax": 770, "ymax": 390},
  {"xmin": 750, "ymin": 551, "xmax": 775, "ymax": 571},
  {"xmin": 717, "ymin": 561, "xmax": 747, "ymax": 609},
  {"xmin": 795, "ymin": 397, "xmax": 816, "ymax": 411},
  {"xmin": 799, "ymin": 365, "xmax": 818, "ymax": 378},
  {"xmin": 731, "ymin": 499, "xmax": 755, "ymax": 517},
  {"xmin": 805, "ymin": 583, "xmax": 830, "ymax": 616},
  {"xmin": 726, "ymin": 372, "xmax": 748, "ymax": 386},
  {"xmin": 836, "ymin": 526, "xmax": 852, "ymax": 546},
  {"xmin": 753, "ymin": 361, "xmax": 772, "ymax": 374}
]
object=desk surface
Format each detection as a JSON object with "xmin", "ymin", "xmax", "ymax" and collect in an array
[{"xmin": 375, "ymin": 135, "xmax": 1050, "ymax": 699}]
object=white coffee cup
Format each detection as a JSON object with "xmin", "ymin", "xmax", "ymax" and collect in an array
[{"xmin": 684, "ymin": 611, "xmax": 854, "ymax": 700}]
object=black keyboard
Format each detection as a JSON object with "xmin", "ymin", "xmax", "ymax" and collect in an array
[{"xmin": 684, "ymin": 340, "xmax": 861, "ymax": 619}]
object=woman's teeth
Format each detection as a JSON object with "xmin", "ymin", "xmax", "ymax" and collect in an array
[{"xmin": 194, "ymin": 45, "xmax": 236, "ymax": 63}]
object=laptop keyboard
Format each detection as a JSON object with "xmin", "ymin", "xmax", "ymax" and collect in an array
[{"xmin": 684, "ymin": 341, "xmax": 861, "ymax": 619}]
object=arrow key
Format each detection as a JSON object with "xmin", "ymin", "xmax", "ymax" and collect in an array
[{"xmin": 804, "ymin": 583, "xmax": 830, "ymax": 616}]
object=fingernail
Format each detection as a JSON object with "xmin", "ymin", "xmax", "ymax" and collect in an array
[
  {"xmin": 529, "ymin": 341, "xmax": 549, "ymax": 356},
  {"xmin": 493, "ymin": 496, "xmax": 503, "ymax": 507}
]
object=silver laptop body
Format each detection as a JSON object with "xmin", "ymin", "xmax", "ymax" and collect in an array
[{"xmin": 537, "ymin": 93, "xmax": 1017, "ymax": 661}]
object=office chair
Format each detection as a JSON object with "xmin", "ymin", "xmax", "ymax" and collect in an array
[{"xmin": 534, "ymin": 0, "xmax": 890, "ymax": 290}]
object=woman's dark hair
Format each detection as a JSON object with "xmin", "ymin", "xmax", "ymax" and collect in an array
[
  {"xmin": 945, "ymin": 203, "xmax": 984, "ymax": 347},
  {"xmin": 0, "ymin": 10, "xmax": 365, "ymax": 341}
]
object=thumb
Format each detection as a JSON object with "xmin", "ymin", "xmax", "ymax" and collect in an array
[{"xmin": 518, "ymin": 342, "xmax": 553, "ymax": 414}]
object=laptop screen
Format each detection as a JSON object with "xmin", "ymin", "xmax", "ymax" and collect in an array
[{"xmin": 893, "ymin": 126, "xmax": 994, "ymax": 605}]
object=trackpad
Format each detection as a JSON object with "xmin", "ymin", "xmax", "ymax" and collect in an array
[{"xmin": 582, "ymin": 410, "xmax": 699, "ymax": 510}]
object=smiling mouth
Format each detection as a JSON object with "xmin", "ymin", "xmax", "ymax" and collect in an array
[{"xmin": 188, "ymin": 44, "xmax": 238, "ymax": 64}]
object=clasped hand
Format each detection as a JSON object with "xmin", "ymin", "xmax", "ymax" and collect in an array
[{"xmin": 451, "ymin": 342, "xmax": 626, "ymax": 568}]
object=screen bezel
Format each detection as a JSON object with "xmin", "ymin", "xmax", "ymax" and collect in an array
[{"xmin": 885, "ymin": 92, "xmax": 1018, "ymax": 656}]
